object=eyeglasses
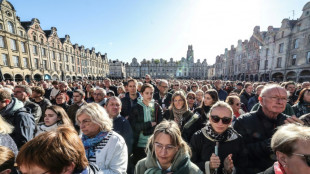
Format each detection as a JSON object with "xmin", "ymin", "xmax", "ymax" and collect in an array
[
  {"xmin": 93, "ymin": 93, "xmax": 103, "ymax": 96},
  {"xmin": 154, "ymin": 142, "xmax": 177, "ymax": 153},
  {"xmin": 235, "ymin": 103, "xmax": 241, "ymax": 106},
  {"xmin": 192, "ymin": 86, "xmax": 198, "ymax": 88},
  {"xmin": 262, "ymin": 96, "xmax": 287, "ymax": 102},
  {"xmin": 292, "ymin": 153, "xmax": 310, "ymax": 166},
  {"xmin": 174, "ymin": 84, "xmax": 179, "ymax": 86},
  {"xmin": 210, "ymin": 115, "xmax": 232, "ymax": 124},
  {"xmin": 187, "ymin": 96, "xmax": 195, "ymax": 100},
  {"xmin": 78, "ymin": 119, "xmax": 92, "ymax": 126},
  {"xmin": 161, "ymin": 86, "xmax": 168, "ymax": 89}
]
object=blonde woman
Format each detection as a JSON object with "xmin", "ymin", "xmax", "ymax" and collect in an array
[{"xmin": 0, "ymin": 116, "xmax": 17, "ymax": 155}]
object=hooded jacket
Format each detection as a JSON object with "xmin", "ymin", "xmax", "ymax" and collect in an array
[
  {"xmin": 135, "ymin": 145, "xmax": 203, "ymax": 174},
  {"xmin": 0, "ymin": 98, "xmax": 35, "ymax": 148}
]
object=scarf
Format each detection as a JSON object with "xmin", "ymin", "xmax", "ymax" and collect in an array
[
  {"xmin": 274, "ymin": 162, "xmax": 285, "ymax": 174},
  {"xmin": 172, "ymin": 106, "xmax": 187, "ymax": 127},
  {"xmin": 137, "ymin": 97, "xmax": 155, "ymax": 122},
  {"xmin": 82, "ymin": 131, "xmax": 109, "ymax": 159},
  {"xmin": 202, "ymin": 123, "xmax": 236, "ymax": 142}
]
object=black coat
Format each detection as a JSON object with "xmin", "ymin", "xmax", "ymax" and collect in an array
[
  {"xmin": 239, "ymin": 91, "xmax": 253, "ymax": 110},
  {"xmin": 163, "ymin": 109, "xmax": 193, "ymax": 131},
  {"xmin": 24, "ymin": 100, "xmax": 42, "ymax": 124},
  {"xmin": 190, "ymin": 129, "xmax": 247, "ymax": 174},
  {"xmin": 129, "ymin": 102, "xmax": 163, "ymax": 148},
  {"xmin": 120, "ymin": 92, "xmax": 141, "ymax": 118},
  {"xmin": 153, "ymin": 92, "xmax": 172, "ymax": 109},
  {"xmin": 233, "ymin": 107, "xmax": 289, "ymax": 173}
]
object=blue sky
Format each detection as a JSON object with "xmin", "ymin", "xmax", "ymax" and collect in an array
[{"xmin": 9, "ymin": 0, "xmax": 310, "ymax": 64}]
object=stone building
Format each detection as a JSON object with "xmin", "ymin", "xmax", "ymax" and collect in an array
[
  {"xmin": 0, "ymin": 0, "xmax": 109, "ymax": 82},
  {"xmin": 214, "ymin": 2, "xmax": 310, "ymax": 82},
  {"xmin": 108, "ymin": 59, "xmax": 126, "ymax": 78},
  {"xmin": 125, "ymin": 45, "xmax": 209, "ymax": 79}
]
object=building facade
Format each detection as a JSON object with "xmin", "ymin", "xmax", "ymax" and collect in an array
[
  {"xmin": 0, "ymin": 0, "xmax": 109, "ymax": 82},
  {"xmin": 214, "ymin": 2, "xmax": 310, "ymax": 82},
  {"xmin": 108, "ymin": 59, "xmax": 126, "ymax": 78},
  {"xmin": 125, "ymin": 45, "xmax": 209, "ymax": 79}
]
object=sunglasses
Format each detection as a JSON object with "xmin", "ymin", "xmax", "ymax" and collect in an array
[
  {"xmin": 187, "ymin": 96, "xmax": 195, "ymax": 100},
  {"xmin": 235, "ymin": 103, "xmax": 240, "ymax": 106},
  {"xmin": 210, "ymin": 115, "xmax": 232, "ymax": 124},
  {"xmin": 292, "ymin": 153, "xmax": 310, "ymax": 166}
]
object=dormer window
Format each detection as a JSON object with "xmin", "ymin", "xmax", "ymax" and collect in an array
[{"xmin": 7, "ymin": 21, "xmax": 14, "ymax": 33}]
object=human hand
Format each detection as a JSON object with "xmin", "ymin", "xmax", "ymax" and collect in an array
[
  {"xmin": 209, "ymin": 153, "xmax": 221, "ymax": 169},
  {"xmin": 285, "ymin": 116, "xmax": 304, "ymax": 125},
  {"xmin": 224, "ymin": 154, "xmax": 234, "ymax": 174}
]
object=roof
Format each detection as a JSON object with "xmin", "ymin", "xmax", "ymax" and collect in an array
[{"xmin": 20, "ymin": 21, "xmax": 31, "ymax": 29}]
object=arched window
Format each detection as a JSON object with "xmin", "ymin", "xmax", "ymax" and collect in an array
[{"xmin": 7, "ymin": 21, "xmax": 14, "ymax": 33}]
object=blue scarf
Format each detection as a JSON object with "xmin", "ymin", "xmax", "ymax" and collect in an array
[{"xmin": 82, "ymin": 131, "xmax": 108, "ymax": 159}]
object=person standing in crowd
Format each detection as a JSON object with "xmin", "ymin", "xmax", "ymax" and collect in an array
[
  {"xmin": 226, "ymin": 95, "xmax": 245, "ymax": 119},
  {"xmin": 105, "ymin": 96, "xmax": 133, "ymax": 156},
  {"xmin": 117, "ymin": 85, "xmax": 126, "ymax": 99},
  {"xmin": 129, "ymin": 83, "xmax": 163, "ymax": 165},
  {"xmin": 55, "ymin": 92, "xmax": 70, "ymax": 110},
  {"xmin": 191, "ymin": 82, "xmax": 199, "ymax": 93},
  {"xmin": 77, "ymin": 103, "xmax": 128, "ymax": 173},
  {"xmin": 0, "ymin": 116, "xmax": 18, "ymax": 156},
  {"xmin": 67, "ymin": 89, "xmax": 87, "ymax": 131},
  {"xmin": 41, "ymin": 81, "xmax": 52, "ymax": 99},
  {"xmin": 190, "ymin": 101, "xmax": 247, "ymax": 174},
  {"xmin": 35, "ymin": 105, "xmax": 73, "ymax": 137},
  {"xmin": 232, "ymin": 82, "xmax": 243, "ymax": 95},
  {"xmin": 195, "ymin": 90, "xmax": 204, "ymax": 107},
  {"xmin": 186, "ymin": 92, "xmax": 197, "ymax": 112},
  {"xmin": 214, "ymin": 80, "xmax": 228, "ymax": 101},
  {"xmin": 0, "ymin": 89, "xmax": 35, "ymax": 149},
  {"xmin": 13, "ymin": 85, "xmax": 42, "ymax": 124},
  {"xmin": 296, "ymin": 81, "xmax": 310, "ymax": 96},
  {"xmin": 135, "ymin": 120, "xmax": 203, "ymax": 174},
  {"xmin": 173, "ymin": 81, "xmax": 181, "ymax": 92},
  {"xmin": 259, "ymin": 124, "xmax": 310, "ymax": 174},
  {"xmin": 121, "ymin": 79, "xmax": 141, "ymax": 119},
  {"xmin": 239, "ymin": 83, "xmax": 254, "ymax": 111},
  {"xmin": 285, "ymin": 81, "xmax": 298, "ymax": 106},
  {"xmin": 233, "ymin": 84, "xmax": 303, "ymax": 173},
  {"xmin": 247, "ymin": 85, "xmax": 264, "ymax": 111},
  {"xmin": 58, "ymin": 81, "xmax": 73, "ymax": 105},
  {"xmin": 31, "ymin": 86, "xmax": 52, "ymax": 122},
  {"xmin": 182, "ymin": 89, "xmax": 219, "ymax": 143},
  {"xmin": 16, "ymin": 126, "xmax": 102, "ymax": 174},
  {"xmin": 85, "ymin": 84, "xmax": 95, "ymax": 103},
  {"xmin": 103, "ymin": 78, "xmax": 118, "ymax": 95},
  {"xmin": 93, "ymin": 88, "xmax": 107, "ymax": 107},
  {"xmin": 49, "ymin": 81, "xmax": 59, "ymax": 103},
  {"xmin": 154, "ymin": 80, "xmax": 172, "ymax": 112},
  {"xmin": 292, "ymin": 88, "xmax": 310, "ymax": 117}
]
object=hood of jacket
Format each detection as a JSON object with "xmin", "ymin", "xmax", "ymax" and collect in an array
[{"xmin": 0, "ymin": 98, "xmax": 24, "ymax": 117}]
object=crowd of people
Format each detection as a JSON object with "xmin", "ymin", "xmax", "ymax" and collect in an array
[{"xmin": 0, "ymin": 74, "xmax": 310, "ymax": 174}]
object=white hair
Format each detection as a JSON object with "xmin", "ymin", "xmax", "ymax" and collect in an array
[
  {"xmin": 259, "ymin": 84, "xmax": 284, "ymax": 97},
  {"xmin": 76, "ymin": 103, "xmax": 112, "ymax": 132}
]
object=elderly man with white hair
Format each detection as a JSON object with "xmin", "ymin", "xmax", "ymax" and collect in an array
[{"xmin": 233, "ymin": 84, "xmax": 303, "ymax": 173}]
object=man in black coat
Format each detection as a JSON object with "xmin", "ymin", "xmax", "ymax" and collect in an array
[
  {"xmin": 67, "ymin": 89, "xmax": 87, "ymax": 132},
  {"xmin": 153, "ymin": 79, "xmax": 172, "ymax": 112},
  {"xmin": 121, "ymin": 79, "xmax": 141, "ymax": 119},
  {"xmin": 233, "ymin": 85, "xmax": 303, "ymax": 173}
]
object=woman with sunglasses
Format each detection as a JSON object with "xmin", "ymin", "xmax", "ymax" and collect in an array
[
  {"xmin": 190, "ymin": 101, "xmax": 247, "ymax": 174},
  {"xmin": 186, "ymin": 92, "xmax": 197, "ymax": 112},
  {"xmin": 226, "ymin": 95, "xmax": 245, "ymax": 119},
  {"xmin": 259, "ymin": 124, "xmax": 310, "ymax": 174},
  {"xmin": 292, "ymin": 88, "xmax": 310, "ymax": 117},
  {"xmin": 34, "ymin": 105, "xmax": 73, "ymax": 137},
  {"xmin": 135, "ymin": 120, "xmax": 203, "ymax": 174}
]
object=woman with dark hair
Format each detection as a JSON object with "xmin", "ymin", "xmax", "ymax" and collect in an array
[
  {"xmin": 239, "ymin": 83, "xmax": 254, "ymax": 111},
  {"xmin": 292, "ymin": 88, "xmax": 310, "ymax": 117},
  {"xmin": 85, "ymin": 84, "xmax": 94, "ymax": 103},
  {"xmin": 190, "ymin": 101, "xmax": 247, "ymax": 174},
  {"xmin": 129, "ymin": 83, "xmax": 163, "ymax": 165},
  {"xmin": 135, "ymin": 120, "xmax": 203, "ymax": 174},
  {"xmin": 182, "ymin": 89, "xmax": 219, "ymax": 143},
  {"xmin": 35, "ymin": 105, "xmax": 73, "ymax": 136},
  {"xmin": 186, "ymin": 92, "xmax": 197, "ymax": 112}
]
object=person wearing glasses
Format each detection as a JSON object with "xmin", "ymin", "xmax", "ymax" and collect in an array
[
  {"xmin": 16, "ymin": 126, "xmax": 102, "ymax": 174},
  {"xmin": 76, "ymin": 103, "xmax": 128, "ymax": 173},
  {"xmin": 258, "ymin": 124, "xmax": 310, "ymax": 174},
  {"xmin": 186, "ymin": 92, "xmax": 197, "ymax": 112},
  {"xmin": 233, "ymin": 84, "xmax": 303, "ymax": 173},
  {"xmin": 154, "ymin": 80, "xmax": 172, "ymax": 112},
  {"xmin": 226, "ymin": 95, "xmax": 245, "ymax": 119},
  {"xmin": 129, "ymin": 83, "xmax": 163, "ymax": 165},
  {"xmin": 93, "ymin": 88, "xmax": 107, "ymax": 107},
  {"xmin": 292, "ymin": 88, "xmax": 310, "ymax": 118},
  {"xmin": 190, "ymin": 101, "xmax": 247, "ymax": 174},
  {"xmin": 135, "ymin": 120, "xmax": 203, "ymax": 174},
  {"xmin": 191, "ymin": 82, "xmax": 199, "ymax": 93}
]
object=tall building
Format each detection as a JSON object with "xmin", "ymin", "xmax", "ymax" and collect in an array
[{"xmin": 0, "ymin": 0, "xmax": 109, "ymax": 82}]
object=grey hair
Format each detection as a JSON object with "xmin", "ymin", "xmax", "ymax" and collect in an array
[
  {"xmin": 159, "ymin": 79, "xmax": 168, "ymax": 86},
  {"xmin": 76, "ymin": 103, "xmax": 112, "ymax": 132},
  {"xmin": 259, "ymin": 84, "xmax": 284, "ymax": 97},
  {"xmin": 95, "ymin": 88, "xmax": 106, "ymax": 96}
]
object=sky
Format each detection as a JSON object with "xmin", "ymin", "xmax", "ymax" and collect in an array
[{"xmin": 9, "ymin": 0, "xmax": 310, "ymax": 65}]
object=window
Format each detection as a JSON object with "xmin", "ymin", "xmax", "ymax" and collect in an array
[
  {"xmin": 7, "ymin": 21, "xmax": 14, "ymax": 33},
  {"xmin": 41, "ymin": 48, "xmax": 46, "ymax": 57},
  {"xmin": 266, "ymin": 48, "xmax": 269, "ymax": 57},
  {"xmin": 78, "ymin": 67, "xmax": 80, "ymax": 73},
  {"xmin": 43, "ymin": 60, "xmax": 47, "ymax": 69},
  {"xmin": 77, "ymin": 58, "xmax": 80, "ymax": 65},
  {"xmin": 59, "ymin": 63, "xmax": 62, "ymax": 70},
  {"xmin": 2, "ymin": 54, "xmax": 8, "ymax": 66},
  {"xmin": 13, "ymin": 56, "xmax": 19, "ymax": 67},
  {"xmin": 10, "ymin": 39, "xmax": 17, "ymax": 51},
  {"xmin": 72, "ymin": 66, "xmax": 75, "ymax": 72},
  {"xmin": 264, "ymin": 60, "xmax": 268, "ymax": 69},
  {"xmin": 66, "ymin": 65, "xmax": 69, "ymax": 71},
  {"xmin": 21, "ymin": 42, "xmax": 26, "ymax": 53},
  {"xmin": 0, "ymin": 23, "xmax": 3, "ymax": 30},
  {"xmin": 293, "ymin": 39, "xmax": 299, "ymax": 49},
  {"xmin": 33, "ymin": 45, "xmax": 38, "ymax": 55},
  {"xmin": 19, "ymin": 31, "xmax": 23, "ymax": 37},
  {"xmin": 0, "ymin": 36, "xmax": 5, "ymax": 48},
  {"xmin": 277, "ymin": 57, "xmax": 282, "ymax": 68},
  {"xmin": 292, "ymin": 54, "xmax": 297, "ymax": 66},
  {"xmin": 307, "ymin": 52, "xmax": 310, "ymax": 64},
  {"xmin": 52, "ymin": 51, "xmax": 55, "ymax": 60},
  {"xmin": 23, "ymin": 57, "xmax": 28, "ymax": 68},
  {"xmin": 58, "ymin": 53, "xmax": 61, "ymax": 61},
  {"xmin": 65, "ymin": 55, "xmax": 68, "ymax": 62},
  {"xmin": 279, "ymin": 43, "xmax": 284, "ymax": 53},
  {"xmin": 71, "ymin": 56, "xmax": 74, "ymax": 63},
  {"xmin": 34, "ymin": 58, "xmax": 39, "ymax": 69},
  {"xmin": 41, "ymin": 38, "xmax": 44, "ymax": 44},
  {"xmin": 53, "ymin": 62, "xmax": 56, "ymax": 70}
]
